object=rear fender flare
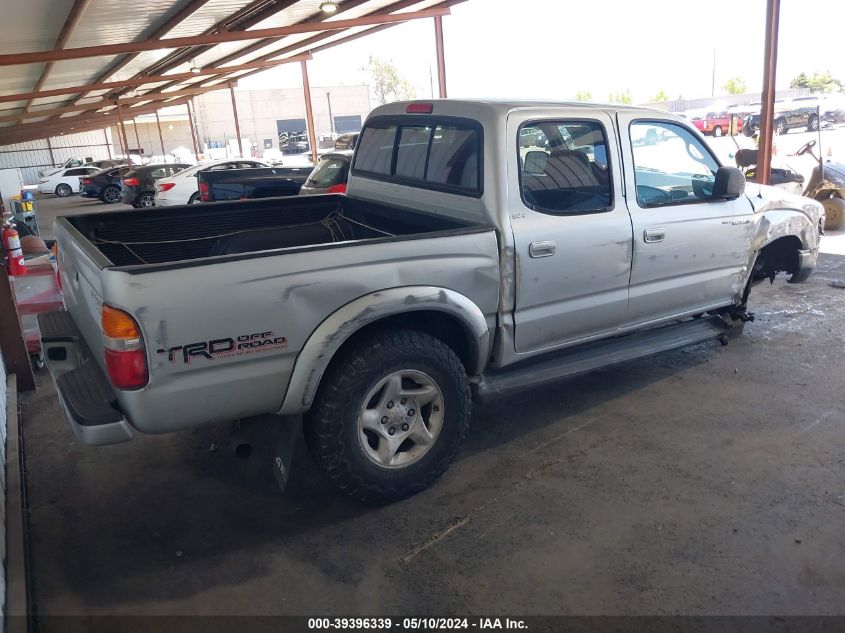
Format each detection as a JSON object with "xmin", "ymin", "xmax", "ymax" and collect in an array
[{"xmin": 278, "ymin": 286, "xmax": 490, "ymax": 415}]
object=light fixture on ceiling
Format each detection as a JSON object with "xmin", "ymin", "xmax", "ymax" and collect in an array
[
  {"xmin": 320, "ymin": 1, "xmax": 339, "ymax": 14},
  {"xmin": 190, "ymin": 58, "xmax": 201, "ymax": 74}
]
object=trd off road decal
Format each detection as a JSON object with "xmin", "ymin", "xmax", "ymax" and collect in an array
[{"xmin": 157, "ymin": 331, "xmax": 287, "ymax": 364}]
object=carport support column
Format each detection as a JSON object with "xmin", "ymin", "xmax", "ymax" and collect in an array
[
  {"xmin": 155, "ymin": 110, "xmax": 166, "ymax": 157},
  {"xmin": 434, "ymin": 16, "xmax": 447, "ymax": 98},
  {"xmin": 116, "ymin": 103, "xmax": 130, "ymax": 158},
  {"xmin": 103, "ymin": 129, "xmax": 112, "ymax": 158},
  {"xmin": 45, "ymin": 136, "xmax": 56, "ymax": 166},
  {"xmin": 757, "ymin": 0, "xmax": 781, "ymax": 186},
  {"xmin": 186, "ymin": 100, "xmax": 201, "ymax": 160},
  {"xmin": 227, "ymin": 83, "xmax": 244, "ymax": 158},
  {"xmin": 300, "ymin": 60, "xmax": 318, "ymax": 164},
  {"xmin": 131, "ymin": 118, "xmax": 141, "ymax": 155}
]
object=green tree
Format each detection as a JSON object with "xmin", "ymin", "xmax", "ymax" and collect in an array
[
  {"xmin": 364, "ymin": 56, "xmax": 416, "ymax": 105},
  {"xmin": 650, "ymin": 90, "xmax": 669, "ymax": 102},
  {"xmin": 790, "ymin": 71, "xmax": 843, "ymax": 93},
  {"xmin": 723, "ymin": 77, "xmax": 747, "ymax": 95},
  {"xmin": 574, "ymin": 90, "xmax": 593, "ymax": 101},
  {"xmin": 608, "ymin": 90, "xmax": 632, "ymax": 105}
]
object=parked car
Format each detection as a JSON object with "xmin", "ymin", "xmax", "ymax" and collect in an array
[
  {"xmin": 40, "ymin": 100, "xmax": 822, "ymax": 504},
  {"xmin": 154, "ymin": 159, "xmax": 270, "ymax": 206},
  {"xmin": 197, "ymin": 166, "xmax": 311, "ymax": 202},
  {"xmin": 334, "ymin": 133, "xmax": 359, "ymax": 151},
  {"xmin": 38, "ymin": 157, "xmax": 125, "ymax": 179},
  {"xmin": 37, "ymin": 166, "xmax": 100, "ymax": 197},
  {"xmin": 743, "ymin": 100, "xmax": 820, "ymax": 136},
  {"xmin": 38, "ymin": 156, "xmax": 94, "ymax": 178},
  {"xmin": 692, "ymin": 111, "xmax": 744, "ymax": 137},
  {"xmin": 80, "ymin": 166, "xmax": 132, "ymax": 203},
  {"xmin": 298, "ymin": 152, "xmax": 351, "ymax": 196},
  {"xmin": 121, "ymin": 164, "xmax": 190, "ymax": 208}
]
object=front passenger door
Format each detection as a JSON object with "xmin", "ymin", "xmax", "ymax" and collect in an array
[{"xmin": 617, "ymin": 116, "xmax": 755, "ymax": 327}]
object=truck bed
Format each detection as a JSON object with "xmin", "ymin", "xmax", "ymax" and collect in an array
[{"xmin": 64, "ymin": 195, "xmax": 479, "ymax": 268}]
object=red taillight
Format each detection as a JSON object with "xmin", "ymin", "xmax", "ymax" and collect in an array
[
  {"xmin": 123, "ymin": 177, "xmax": 140, "ymax": 187},
  {"xmin": 406, "ymin": 102, "xmax": 434, "ymax": 114},
  {"xmin": 157, "ymin": 182, "xmax": 176, "ymax": 192},
  {"xmin": 101, "ymin": 305, "xmax": 148, "ymax": 389},
  {"xmin": 199, "ymin": 181, "xmax": 210, "ymax": 202},
  {"xmin": 81, "ymin": 178, "xmax": 92, "ymax": 185},
  {"xmin": 327, "ymin": 183, "xmax": 347, "ymax": 194}
]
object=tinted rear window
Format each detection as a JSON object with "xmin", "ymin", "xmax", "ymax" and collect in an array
[
  {"xmin": 353, "ymin": 116, "xmax": 482, "ymax": 196},
  {"xmin": 307, "ymin": 156, "xmax": 349, "ymax": 188}
]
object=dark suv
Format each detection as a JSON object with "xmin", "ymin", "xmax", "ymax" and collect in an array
[
  {"xmin": 743, "ymin": 100, "xmax": 820, "ymax": 137},
  {"xmin": 121, "ymin": 163, "xmax": 190, "ymax": 208}
]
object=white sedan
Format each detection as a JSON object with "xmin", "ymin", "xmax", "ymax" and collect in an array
[
  {"xmin": 37, "ymin": 166, "xmax": 100, "ymax": 197},
  {"xmin": 154, "ymin": 158, "xmax": 269, "ymax": 206}
]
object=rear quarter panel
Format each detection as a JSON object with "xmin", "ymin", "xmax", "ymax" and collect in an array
[{"xmin": 101, "ymin": 230, "xmax": 500, "ymax": 434}]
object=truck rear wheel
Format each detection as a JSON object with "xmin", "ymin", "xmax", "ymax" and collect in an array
[{"xmin": 305, "ymin": 329, "xmax": 471, "ymax": 504}]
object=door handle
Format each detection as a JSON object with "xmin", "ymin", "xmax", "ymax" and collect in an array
[
  {"xmin": 529, "ymin": 240, "xmax": 556, "ymax": 258},
  {"xmin": 643, "ymin": 228, "xmax": 665, "ymax": 243}
]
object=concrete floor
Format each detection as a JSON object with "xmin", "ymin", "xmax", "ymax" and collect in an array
[{"xmin": 18, "ymin": 205, "xmax": 845, "ymax": 619}]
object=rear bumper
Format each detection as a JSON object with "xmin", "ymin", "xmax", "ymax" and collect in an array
[{"xmin": 38, "ymin": 310, "xmax": 135, "ymax": 445}]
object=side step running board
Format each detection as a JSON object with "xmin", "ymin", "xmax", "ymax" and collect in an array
[{"xmin": 473, "ymin": 316, "xmax": 730, "ymax": 402}]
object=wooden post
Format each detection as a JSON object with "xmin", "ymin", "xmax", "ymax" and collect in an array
[
  {"xmin": 300, "ymin": 59, "xmax": 318, "ymax": 164},
  {"xmin": 155, "ymin": 110, "xmax": 166, "ymax": 157},
  {"xmin": 228, "ymin": 82, "xmax": 244, "ymax": 158},
  {"xmin": 434, "ymin": 16, "xmax": 447, "ymax": 98},
  {"xmin": 0, "ymin": 266, "xmax": 35, "ymax": 392},
  {"xmin": 186, "ymin": 100, "xmax": 201, "ymax": 160},
  {"xmin": 757, "ymin": 0, "xmax": 780, "ymax": 186}
]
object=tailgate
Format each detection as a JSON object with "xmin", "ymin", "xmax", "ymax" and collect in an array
[{"xmin": 53, "ymin": 218, "xmax": 110, "ymax": 371}]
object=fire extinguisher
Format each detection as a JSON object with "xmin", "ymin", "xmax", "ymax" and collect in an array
[{"xmin": 2, "ymin": 221, "xmax": 27, "ymax": 276}]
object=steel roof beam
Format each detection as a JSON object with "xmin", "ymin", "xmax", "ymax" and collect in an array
[
  {"xmin": 73, "ymin": 0, "xmax": 213, "ymax": 103},
  {"xmin": 103, "ymin": 0, "xmax": 302, "ymax": 99},
  {"xmin": 0, "ymin": 8, "xmax": 451, "ymax": 66},
  {"xmin": 0, "ymin": 55, "xmax": 309, "ymax": 105},
  {"xmin": 20, "ymin": 0, "xmax": 92, "ymax": 114},
  {"xmin": 0, "ymin": 97, "xmax": 196, "ymax": 145},
  {"xmin": 0, "ymin": 84, "xmax": 237, "ymax": 124}
]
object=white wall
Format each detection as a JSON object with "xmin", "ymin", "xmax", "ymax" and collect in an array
[{"xmin": 0, "ymin": 129, "xmax": 114, "ymax": 185}]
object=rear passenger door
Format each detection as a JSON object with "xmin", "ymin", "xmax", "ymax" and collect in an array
[
  {"xmin": 509, "ymin": 110, "xmax": 634, "ymax": 354},
  {"xmin": 616, "ymin": 115, "xmax": 754, "ymax": 326}
]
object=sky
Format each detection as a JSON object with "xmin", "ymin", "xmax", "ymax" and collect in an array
[{"xmin": 239, "ymin": 0, "xmax": 845, "ymax": 104}]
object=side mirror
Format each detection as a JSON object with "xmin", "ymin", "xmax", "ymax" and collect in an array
[{"xmin": 712, "ymin": 166, "xmax": 745, "ymax": 200}]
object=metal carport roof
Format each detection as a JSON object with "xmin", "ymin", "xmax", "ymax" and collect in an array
[{"xmin": 0, "ymin": 0, "xmax": 466, "ymax": 146}]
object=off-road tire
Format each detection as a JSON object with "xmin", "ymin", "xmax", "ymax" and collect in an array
[
  {"xmin": 304, "ymin": 329, "xmax": 471, "ymax": 505},
  {"xmin": 823, "ymin": 197, "xmax": 845, "ymax": 230}
]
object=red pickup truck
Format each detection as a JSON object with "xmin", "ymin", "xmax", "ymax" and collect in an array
[{"xmin": 692, "ymin": 111, "xmax": 744, "ymax": 137}]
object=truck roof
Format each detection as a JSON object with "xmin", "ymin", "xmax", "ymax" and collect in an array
[{"xmin": 369, "ymin": 98, "xmax": 673, "ymax": 120}]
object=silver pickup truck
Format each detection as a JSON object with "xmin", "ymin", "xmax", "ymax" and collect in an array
[{"xmin": 40, "ymin": 100, "xmax": 823, "ymax": 504}]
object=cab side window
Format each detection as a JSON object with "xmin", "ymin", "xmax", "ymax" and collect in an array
[
  {"xmin": 630, "ymin": 121, "xmax": 719, "ymax": 207},
  {"xmin": 518, "ymin": 120, "xmax": 613, "ymax": 215}
]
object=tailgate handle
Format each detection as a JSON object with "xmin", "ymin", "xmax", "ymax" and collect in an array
[
  {"xmin": 529, "ymin": 240, "xmax": 556, "ymax": 258},
  {"xmin": 643, "ymin": 228, "xmax": 666, "ymax": 243}
]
